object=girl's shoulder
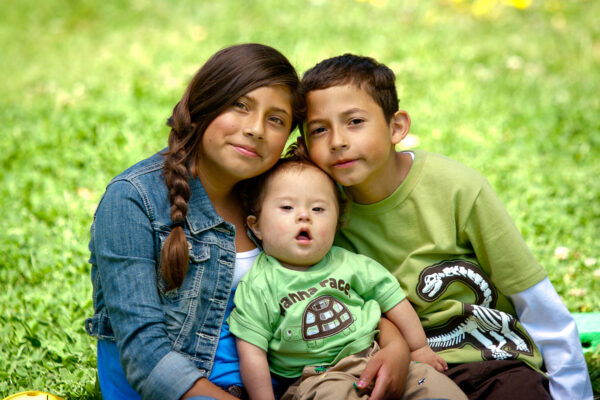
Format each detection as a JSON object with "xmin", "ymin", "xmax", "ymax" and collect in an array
[{"xmin": 109, "ymin": 149, "xmax": 167, "ymax": 185}]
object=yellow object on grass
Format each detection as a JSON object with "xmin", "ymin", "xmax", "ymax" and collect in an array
[{"xmin": 2, "ymin": 391, "xmax": 64, "ymax": 400}]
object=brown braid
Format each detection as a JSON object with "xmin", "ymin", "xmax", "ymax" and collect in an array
[{"xmin": 159, "ymin": 43, "xmax": 302, "ymax": 290}]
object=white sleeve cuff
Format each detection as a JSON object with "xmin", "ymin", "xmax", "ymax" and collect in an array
[{"xmin": 510, "ymin": 277, "xmax": 593, "ymax": 400}]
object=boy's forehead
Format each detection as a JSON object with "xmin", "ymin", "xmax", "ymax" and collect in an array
[{"xmin": 305, "ymin": 84, "xmax": 379, "ymax": 118}]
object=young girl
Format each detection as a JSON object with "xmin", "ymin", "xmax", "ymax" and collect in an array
[{"xmin": 85, "ymin": 44, "xmax": 408, "ymax": 400}]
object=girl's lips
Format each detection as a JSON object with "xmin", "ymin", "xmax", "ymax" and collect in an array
[
  {"xmin": 332, "ymin": 159, "xmax": 357, "ymax": 168},
  {"xmin": 232, "ymin": 144, "xmax": 259, "ymax": 157}
]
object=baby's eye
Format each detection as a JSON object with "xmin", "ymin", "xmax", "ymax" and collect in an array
[
  {"xmin": 312, "ymin": 207, "xmax": 324, "ymax": 212},
  {"xmin": 280, "ymin": 205, "xmax": 293, "ymax": 211}
]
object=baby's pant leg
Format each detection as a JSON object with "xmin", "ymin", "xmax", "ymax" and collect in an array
[{"xmin": 281, "ymin": 345, "xmax": 376, "ymax": 400}]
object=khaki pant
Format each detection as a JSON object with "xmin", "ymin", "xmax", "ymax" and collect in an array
[{"xmin": 281, "ymin": 343, "xmax": 467, "ymax": 400}]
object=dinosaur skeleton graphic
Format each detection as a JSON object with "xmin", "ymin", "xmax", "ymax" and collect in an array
[{"xmin": 417, "ymin": 260, "xmax": 532, "ymax": 360}]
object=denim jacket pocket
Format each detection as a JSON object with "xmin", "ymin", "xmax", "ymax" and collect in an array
[{"xmin": 157, "ymin": 232, "xmax": 211, "ymax": 346}]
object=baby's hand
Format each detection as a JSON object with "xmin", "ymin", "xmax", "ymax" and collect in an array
[{"xmin": 411, "ymin": 346, "xmax": 448, "ymax": 373}]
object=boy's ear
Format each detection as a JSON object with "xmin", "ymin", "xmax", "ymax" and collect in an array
[
  {"xmin": 246, "ymin": 215, "xmax": 262, "ymax": 240},
  {"xmin": 390, "ymin": 110, "xmax": 411, "ymax": 145}
]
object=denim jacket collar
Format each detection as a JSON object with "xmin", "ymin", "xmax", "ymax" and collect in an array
[{"xmin": 185, "ymin": 176, "xmax": 227, "ymax": 235}]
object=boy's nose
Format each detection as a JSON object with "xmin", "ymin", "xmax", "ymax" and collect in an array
[{"xmin": 329, "ymin": 129, "xmax": 348, "ymax": 151}]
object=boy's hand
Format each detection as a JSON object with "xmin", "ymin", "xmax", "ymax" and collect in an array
[
  {"xmin": 358, "ymin": 344, "xmax": 406, "ymax": 400},
  {"xmin": 410, "ymin": 346, "xmax": 448, "ymax": 372}
]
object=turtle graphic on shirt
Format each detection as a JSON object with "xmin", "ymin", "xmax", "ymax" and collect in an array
[{"xmin": 281, "ymin": 295, "xmax": 355, "ymax": 348}]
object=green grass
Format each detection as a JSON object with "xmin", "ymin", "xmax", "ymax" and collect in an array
[{"xmin": 1, "ymin": 0, "xmax": 598, "ymax": 397}]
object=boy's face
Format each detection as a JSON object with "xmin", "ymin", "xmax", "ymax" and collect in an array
[
  {"xmin": 304, "ymin": 84, "xmax": 408, "ymax": 192},
  {"xmin": 247, "ymin": 165, "xmax": 339, "ymax": 270}
]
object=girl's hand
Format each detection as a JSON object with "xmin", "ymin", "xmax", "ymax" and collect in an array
[
  {"xmin": 358, "ymin": 318, "xmax": 410, "ymax": 400},
  {"xmin": 411, "ymin": 346, "xmax": 448, "ymax": 373}
]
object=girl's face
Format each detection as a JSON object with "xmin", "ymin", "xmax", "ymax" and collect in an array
[{"xmin": 197, "ymin": 85, "xmax": 293, "ymax": 186}]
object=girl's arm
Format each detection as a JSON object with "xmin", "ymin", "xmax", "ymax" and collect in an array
[
  {"xmin": 236, "ymin": 339, "xmax": 276, "ymax": 400},
  {"xmin": 509, "ymin": 277, "xmax": 593, "ymax": 400},
  {"xmin": 358, "ymin": 317, "xmax": 410, "ymax": 400},
  {"xmin": 385, "ymin": 299, "xmax": 448, "ymax": 372},
  {"xmin": 182, "ymin": 379, "xmax": 238, "ymax": 400},
  {"xmin": 94, "ymin": 181, "xmax": 203, "ymax": 399}
]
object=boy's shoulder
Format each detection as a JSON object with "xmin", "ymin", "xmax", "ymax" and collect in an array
[{"xmin": 412, "ymin": 149, "xmax": 487, "ymax": 186}]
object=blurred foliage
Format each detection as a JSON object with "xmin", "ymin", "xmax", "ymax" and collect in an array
[{"xmin": 0, "ymin": 0, "xmax": 598, "ymax": 397}]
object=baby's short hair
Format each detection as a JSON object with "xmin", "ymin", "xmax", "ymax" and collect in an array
[
  {"xmin": 239, "ymin": 138, "xmax": 347, "ymax": 231},
  {"xmin": 300, "ymin": 54, "xmax": 399, "ymax": 122}
]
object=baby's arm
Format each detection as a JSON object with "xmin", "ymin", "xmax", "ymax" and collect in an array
[
  {"xmin": 385, "ymin": 298, "xmax": 448, "ymax": 372},
  {"xmin": 236, "ymin": 338, "xmax": 276, "ymax": 400}
]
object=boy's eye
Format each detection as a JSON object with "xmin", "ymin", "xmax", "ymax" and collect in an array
[
  {"xmin": 348, "ymin": 118, "xmax": 364, "ymax": 126},
  {"xmin": 309, "ymin": 127, "xmax": 327, "ymax": 136}
]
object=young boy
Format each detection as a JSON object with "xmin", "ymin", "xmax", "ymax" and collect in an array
[
  {"xmin": 227, "ymin": 153, "xmax": 467, "ymax": 400},
  {"xmin": 299, "ymin": 53, "xmax": 593, "ymax": 399}
]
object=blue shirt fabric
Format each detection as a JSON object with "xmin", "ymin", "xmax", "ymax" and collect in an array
[
  {"xmin": 85, "ymin": 150, "xmax": 238, "ymax": 400},
  {"xmin": 208, "ymin": 289, "xmax": 242, "ymax": 388}
]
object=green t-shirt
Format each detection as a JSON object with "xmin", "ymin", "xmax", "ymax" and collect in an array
[
  {"xmin": 334, "ymin": 150, "xmax": 546, "ymax": 372},
  {"xmin": 228, "ymin": 246, "xmax": 405, "ymax": 378}
]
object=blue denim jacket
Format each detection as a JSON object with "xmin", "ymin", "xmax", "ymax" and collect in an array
[{"xmin": 85, "ymin": 150, "xmax": 237, "ymax": 400}]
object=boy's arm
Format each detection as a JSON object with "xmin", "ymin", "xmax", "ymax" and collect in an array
[
  {"xmin": 509, "ymin": 277, "xmax": 593, "ymax": 400},
  {"xmin": 236, "ymin": 339, "xmax": 276, "ymax": 400},
  {"xmin": 385, "ymin": 299, "xmax": 448, "ymax": 372},
  {"xmin": 359, "ymin": 316, "xmax": 410, "ymax": 400}
]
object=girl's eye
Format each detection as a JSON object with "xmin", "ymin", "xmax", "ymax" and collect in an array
[
  {"xmin": 233, "ymin": 101, "xmax": 248, "ymax": 111},
  {"xmin": 269, "ymin": 116, "xmax": 285, "ymax": 126}
]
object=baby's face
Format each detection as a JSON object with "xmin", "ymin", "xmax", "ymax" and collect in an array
[{"xmin": 249, "ymin": 165, "xmax": 339, "ymax": 270}]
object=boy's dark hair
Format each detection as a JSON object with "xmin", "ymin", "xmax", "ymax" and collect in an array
[
  {"xmin": 239, "ymin": 138, "xmax": 347, "ymax": 233},
  {"xmin": 299, "ymin": 53, "xmax": 399, "ymax": 126},
  {"xmin": 161, "ymin": 43, "xmax": 302, "ymax": 290}
]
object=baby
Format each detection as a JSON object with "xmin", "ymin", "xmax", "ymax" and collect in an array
[{"xmin": 227, "ymin": 147, "xmax": 465, "ymax": 400}]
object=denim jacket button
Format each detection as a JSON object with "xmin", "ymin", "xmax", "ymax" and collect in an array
[{"xmin": 188, "ymin": 241, "xmax": 192, "ymax": 251}]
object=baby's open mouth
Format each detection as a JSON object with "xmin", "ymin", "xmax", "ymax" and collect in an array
[{"xmin": 296, "ymin": 229, "xmax": 311, "ymax": 241}]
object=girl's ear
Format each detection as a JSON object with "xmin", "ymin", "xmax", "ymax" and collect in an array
[
  {"xmin": 390, "ymin": 110, "xmax": 411, "ymax": 145},
  {"xmin": 246, "ymin": 215, "xmax": 262, "ymax": 240}
]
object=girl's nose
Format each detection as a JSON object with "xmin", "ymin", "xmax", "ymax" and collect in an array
[{"xmin": 243, "ymin": 113, "xmax": 264, "ymax": 140}]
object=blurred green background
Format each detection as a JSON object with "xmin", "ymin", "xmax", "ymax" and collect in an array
[{"xmin": 1, "ymin": 0, "xmax": 598, "ymax": 397}]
